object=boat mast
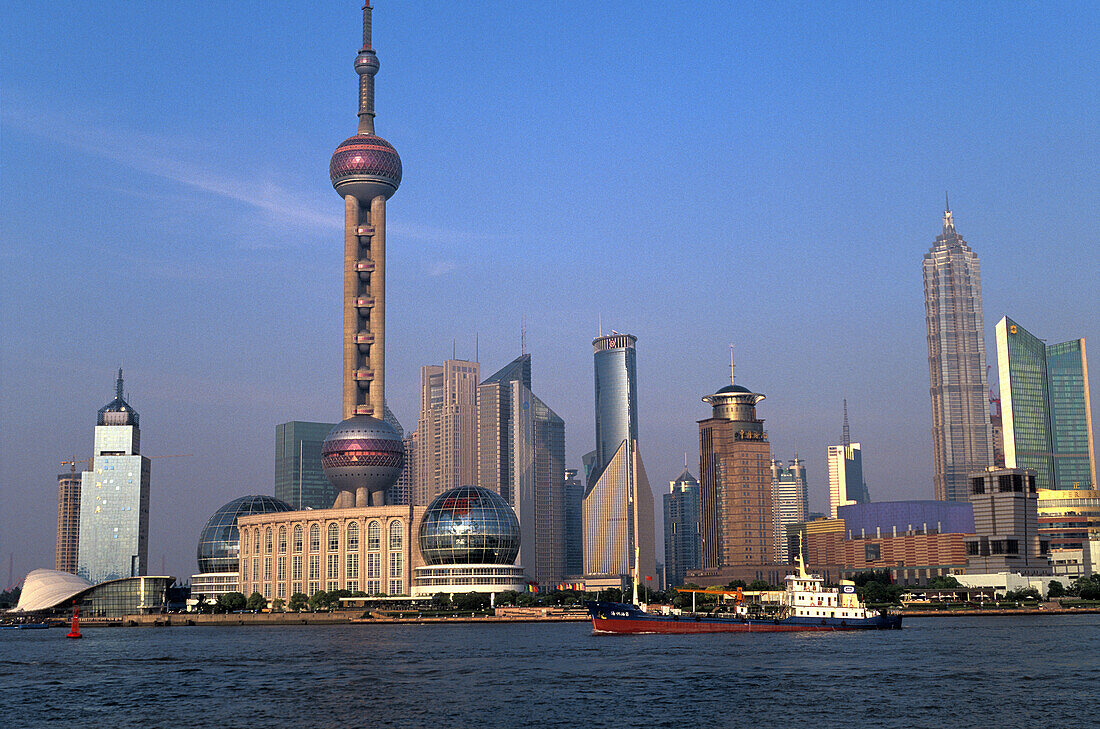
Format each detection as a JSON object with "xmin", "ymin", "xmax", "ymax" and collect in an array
[{"xmin": 631, "ymin": 442, "xmax": 642, "ymax": 606}]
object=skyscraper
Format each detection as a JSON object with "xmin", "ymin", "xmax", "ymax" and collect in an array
[
  {"xmin": 663, "ymin": 469, "xmax": 701, "ymax": 588},
  {"xmin": 563, "ymin": 468, "xmax": 583, "ymax": 578},
  {"xmin": 415, "ymin": 359, "xmax": 480, "ymax": 505},
  {"xmin": 924, "ymin": 199, "xmax": 995, "ymax": 501},
  {"xmin": 320, "ymin": 0, "xmax": 406, "ymax": 509},
  {"xmin": 698, "ymin": 370, "xmax": 773, "ymax": 568},
  {"xmin": 828, "ymin": 401, "xmax": 869, "ymax": 518},
  {"xmin": 77, "ymin": 370, "xmax": 151, "ymax": 584},
  {"xmin": 55, "ymin": 470, "xmax": 81, "ymax": 574},
  {"xmin": 478, "ymin": 353, "xmax": 567, "ymax": 586},
  {"xmin": 582, "ymin": 334, "xmax": 656, "ymax": 586},
  {"xmin": 275, "ymin": 421, "xmax": 336, "ymax": 510},
  {"xmin": 996, "ymin": 317, "xmax": 1095, "ymax": 490},
  {"xmin": 770, "ymin": 457, "xmax": 808, "ymax": 564}
]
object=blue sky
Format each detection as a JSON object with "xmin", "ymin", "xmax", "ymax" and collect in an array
[{"xmin": 2, "ymin": 2, "xmax": 1097, "ymax": 584}]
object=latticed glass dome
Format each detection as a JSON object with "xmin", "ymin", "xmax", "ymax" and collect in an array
[
  {"xmin": 418, "ymin": 486, "xmax": 520, "ymax": 566},
  {"xmin": 196, "ymin": 495, "xmax": 292, "ymax": 574}
]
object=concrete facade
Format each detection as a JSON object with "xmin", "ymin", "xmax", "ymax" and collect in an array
[
  {"xmin": 771, "ymin": 458, "xmax": 808, "ymax": 564},
  {"xmin": 965, "ymin": 467, "xmax": 1050, "ymax": 575},
  {"xmin": 415, "ymin": 359, "xmax": 480, "ymax": 505},
  {"xmin": 55, "ymin": 472, "xmax": 81, "ymax": 573},
  {"xmin": 582, "ymin": 440, "xmax": 656, "ymax": 583}
]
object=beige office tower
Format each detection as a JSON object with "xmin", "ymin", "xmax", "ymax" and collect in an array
[
  {"xmin": 55, "ymin": 472, "xmax": 82, "ymax": 573},
  {"xmin": 414, "ymin": 360, "xmax": 480, "ymax": 504},
  {"xmin": 582, "ymin": 440, "xmax": 656, "ymax": 583}
]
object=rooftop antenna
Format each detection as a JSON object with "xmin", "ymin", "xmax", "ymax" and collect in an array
[
  {"xmin": 116, "ymin": 368, "xmax": 124, "ymax": 400},
  {"xmin": 475, "ymin": 332, "xmax": 479, "ymax": 363},
  {"xmin": 598, "ymin": 313, "xmax": 602, "ymax": 337},
  {"xmin": 729, "ymin": 344, "xmax": 736, "ymax": 386},
  {"xmin": 684, "ymin": 452, "xmax": 688, "ymax": 469},
  {"xmin": 842, "ymin": 398, "xmax": 851, "ymax": 447},
  {"xmin": 452, "ymin": 338, "xmax": 456, "ymax": 361},
  {"xmin": 520, "ymin": 316, "xmax": 527, "ymax": 356}
]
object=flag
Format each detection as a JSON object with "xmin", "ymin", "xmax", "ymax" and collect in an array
[{"xmin": 645, "ymin": 575, "xmax": 653, "ymax": 581}]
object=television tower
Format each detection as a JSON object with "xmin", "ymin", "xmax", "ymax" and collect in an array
[{"xmin": 321, "ymin": 2, "xmax": 405, "ymax": 508}]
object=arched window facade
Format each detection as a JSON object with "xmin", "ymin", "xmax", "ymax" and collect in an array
[
  {"xmin": 309, "ymin": 523, "xmax": 321, "ymax": 552},
  {"xmin": 278, "ymin": 526, "xmax": 287, "ymax": 554},
  {"xmin": 389, "ymin": 520, "xmax": 403, "ymax": 551},
  {"xmin": 367, "ymin": 520, "xmax": 381, "ymax": 550},
  {"xmin": 241, "ymin": 530, "xmax": 249, "ymax": 555},
  {"xmin": 327, "ymin": 522, "xmax": 339, "ymax": 551},
  {"xmin": 347, "ymin": 522, "xmax": 359, "ymax": 551},
  {"xmin": 293, "ymin": 524, "xmax": 303, "ymax": 553},
  {"xmin": 265, "ymin": 527, "xmax": 273, "ymax": 554}
]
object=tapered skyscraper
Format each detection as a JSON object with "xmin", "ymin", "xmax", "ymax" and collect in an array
[
  {"xmin": 320, "ymin": 2, "xmax": 405, "ymax": 508},
  {"xmin": 924, "ymin": 199, "xmax": 994, "ymax": 501}
]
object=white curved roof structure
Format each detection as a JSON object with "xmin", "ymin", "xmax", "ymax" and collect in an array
[{"xmin": 13, "ymin": 569, "xmax": 92, "ymax": 612}]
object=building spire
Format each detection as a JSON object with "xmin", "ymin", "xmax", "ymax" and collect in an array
[
  {"xmin": 355, "ymin": 2, "xmax": 380, "ymax": 135},
  {"xmin": 520, "ymin": 316, "xmax": 527, "ymax": 356},
  {"xmin": 729, "ymin": 344, "xmax": 736, "ymax": 386},
  {"xmin": 116, "ymin": 368, "xmax": 124, "ymax": 400},
  {"xmin": 842, "ymin": 398, "xmax": 850, "ymax": 447},
  {"xmin": 942, "ymin": 191, "xmax": 957, "ymax": 237}
]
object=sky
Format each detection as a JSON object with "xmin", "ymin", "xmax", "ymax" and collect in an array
[{"xmin": 1, "ymin": 2, "xmax": 1097, "ymax": 587}]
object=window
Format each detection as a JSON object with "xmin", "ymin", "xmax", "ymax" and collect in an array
[
  {"xmin": 265, "ymin": 527, "xmax": 273, "ymax": 554},
  {"xmin": 346, "ymin": 553, "xmax": 359, "ymax": 579},
  {"xmin": 971, "ymin": 477, "xmax": 985, "ymax": 495},
  {"xmin": 347, "ymin": 522, "xmax": 359, "ymax": 551},
  {"xmin": 328, "ymin": 523, "xmax": 339, "ymax": 552},
  {"xmin": 293, "ymin": 525, "xmax": 303, "ymax": 553},
  {"xmin": 277, "ymin": 556, "xmax": 286, "ymax": 581},
  {"xmin": 241, "ymin": 530, "xmax": 249, "ymax": 554},
  {"xmin": 389, "ymin": 551, "xmax": 402, "ymax": 579},
  {"xmin": 292, "ymin": 555, "xmax": 302, "ymax": 581},
  {"xmin": 367, "ymin": 521, "xmax": 381, "ymax": 550},
  {"xmin": 277, "ymin": 582, "xmax": 286, "ymax": 599},
  {"xmin": 278, "ymin": 526, "xmax": 287, "ymax": 554},
  {"xmin": 309, "ymin": 524, "xmax": 321, "ymax": 552},
  {"xmin": 254, "ymin": 528, "xmax": 261, "ymax": 552},
  {"xmin": 389, "ymin": 521, "xmax": 403, "ymax": 551},
  {"xmin": 864, "ymin": 543, "xmax": 881, "ymax": 562},
  {"xmin": 327, "ymin": 554, "xmax": 339, "ymax": 580},
  {"xmin": 389, "ymin": 579, "xmax": 402, "ymax": 595},
  {"xmin": 264, "ymin": 557, "xmax": 272, "ymax": 580},
  {"xmin": 1005, "ymin": 540, "xmax": 1019, "ymax": 555},
  {"xmin": 367, "ymin": 552, "xmax": 380, "ymax": 579},
  {"xmin": 367, "ymin": 579, "xmax": 380, "ymax": 595},
  {"xmin": 308, "ymin": 554, "xmax": 320, "ymax": 580}
]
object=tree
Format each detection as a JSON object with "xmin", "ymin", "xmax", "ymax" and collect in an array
[
  {"xmin": 1072, "ymin": 575, "xmax": 1100, "ymax": 600},
  {"xmin": 496, "ymin": 590, "xmax": 520, "ymax": 606},
  {"xmin": 308, "ymin": 590, "xmax": 332, "ymax": 611},
  {"xmin": 288, "ymin": 592, "xmax": 309, "ymax": 612},
  {"xmin": 725, "ymin": 580, "xmax": 747, "ymax": 590},
  {"xmin": 747, "ymin": 579, "xmax": 771, "ymax": 591},
  {"xmin": 452, "ymin": 592, "xmax": 490, "ymax": 612},
  {"xmin": 271, "ymin": 598, "xmax": 285, "ymax": 612},
  {"xmin": 431, "ymin": 592, "xmax": 451, "ymax": 610},
  {"xmin": 217, "ymin": 592, "xmax": 247, "ymax": 613},
  {"xmin": 928, "ymin": 575, "xmax": 961, "ymax": 589},
  {"xmin": 1047, "ymin": 581, "xmax": 1066, "ymax": 599},
  {"xmin": 246, "ymin": 591, "xmax": 268, "ymax": 612}
]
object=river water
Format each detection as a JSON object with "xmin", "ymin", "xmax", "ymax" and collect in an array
[{"xmin": 2, "ymin": 615, "xmax": 1097, "ymax": 728}]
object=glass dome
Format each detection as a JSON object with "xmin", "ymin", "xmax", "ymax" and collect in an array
[
  {"xmin": 196, "ymin": 495, "xmax": 292, "ymax": 574},
  {"xmin": 418, "ymin": 486, "xmax": 520, "ymax": 566}
]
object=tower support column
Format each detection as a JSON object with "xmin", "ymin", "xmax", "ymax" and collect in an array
[{"xmin": 343, "ymin": 194, "xmax": 362, "ymax": 420}]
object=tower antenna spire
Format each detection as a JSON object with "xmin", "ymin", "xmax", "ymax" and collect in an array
[
  {"xmin": 729, "ymin": 344, "xmax": 736, "ymax": 386},
  {"xmin": 355, "ymin": 2, "xmax": 380, "ymax": 134},
  {"xmin": 945, "ymin": 190, "xmax": 950, "ymax": 213},
  {"xmin": 116, "ymin": 368, "xmax": 124, "ymax": 400},
  {"xmin": 520, "ymin": 316, "xmax": 527, "ymax": 356},
  {"xmin": 842, "ymin": 398, "xmax": 850, "ymax": 447}
]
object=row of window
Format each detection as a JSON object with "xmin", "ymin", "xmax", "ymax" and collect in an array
[
  {"xmin": 241, "ymin": 520, "xmax": 403, "ymax": 555},
  {"xmin": 242, "ymin": 553, "xmax": 403, "ymax": 584},
  {"xmin": 245, "ymin": 577, "xmax": 404, "ymax": 600}
]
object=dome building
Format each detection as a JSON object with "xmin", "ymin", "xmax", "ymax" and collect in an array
[
  {"xmin": 190, "ymin": 495, "xmax": 292, "ymax": 606},
  {"xmin": 413, "ymin": 486, "xmax": 527, "ymax": 596}
]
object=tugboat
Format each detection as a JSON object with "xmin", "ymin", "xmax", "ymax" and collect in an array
[{"xmin": 586, "ymin": 551, "xmax": 901, "ymax": 634}]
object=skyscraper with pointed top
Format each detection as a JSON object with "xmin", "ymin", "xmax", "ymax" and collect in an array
[
  {"xmin": 924, "ymin": 198, "xmax": 994, "ymax": 501},
  {"xmin": 828, "ymin": 401, "xmax": 868, "ymax": 519},
  {"xmin": 320, "ymin": 1, "xmax": 406, "ymax": 508},
  {"xmin": 77, "ymin": 370, "xmax": 151, "ymax": 584}
]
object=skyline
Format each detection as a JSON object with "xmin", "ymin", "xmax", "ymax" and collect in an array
[{"xmin": 2, "ymin": 2, "xmax": 1098, "ymax": 584}]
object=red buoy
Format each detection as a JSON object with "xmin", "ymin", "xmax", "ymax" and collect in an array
[{"xmin": 66, "ymin": 600, "xmax": 82, "ymax": 639}]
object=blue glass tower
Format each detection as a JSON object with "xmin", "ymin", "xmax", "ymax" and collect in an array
[{"xmin": 591, "ymin": 333, "xmax": 639, "ymax": 485}]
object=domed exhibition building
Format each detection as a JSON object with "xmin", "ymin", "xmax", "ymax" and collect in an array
[
  {"xmin": 9, "ymin": 569, "xmax": 175, "ymax": 619},
  {"xmin": 413, "ymin": 486, "xmax": 527, "ymax": 597},
  {"xmin": 190, "ymin": 495, "xmax": 292, "ymax": 606}
]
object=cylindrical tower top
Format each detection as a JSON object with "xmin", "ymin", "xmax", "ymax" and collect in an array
[
  {"xmin": 703, "ymin": 383, "xmax": 766, "ymax": 431},
  {"xmin": 593, "ymin": 333, "xmax": 637, "ymax": 353}
]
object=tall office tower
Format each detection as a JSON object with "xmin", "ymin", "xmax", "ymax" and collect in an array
[
  {"xmin": 663, "ymin": 469, "xmax": 701, "ymax": 588},
  {"xmin": 77, "ymin": 370, "xmax": 151, "ymax": 584},
  {"xmin": 478, "ymin": 353, "xmax": 567, "ymax": 585},
  {"xmin": 828, "ymin": 403, "xmax": 869, "ymax": 518},
  {"xmin": 275, "ymin": 421, "xmax": 336, "ymax": 509},
  {"xmin": 996, "ymin": 317, "xmax": 1095, "ymax": 490},
  {"xmin": 582, "ymin": 334, "xmax": 656, "ymax": 584},
  {"xmin": 771, "ymin": 457, "xmax": 808, "ymax": 564},
  {"xmin": 389, "ymin": 431, "xmax": 416, "ymax": 505},
  {"xmin": 320, "ymin": 1, "xmax": 405, "ymax": 509},
  {"xmin": 698, "ymin": 372, "xmax": 773, "ymax": 568},
  {"xmin": 563, "ymin": 468, "xmax": 584, "ymax": 577},
  {"xmin": 924, "ymin": 199, "xmax": 995, "ymax": 501},
  {"xmin": 415, "ymin": 359, "xmax": 481, "ymax": 504},
  {"xmin": 965, "ymin": 467, "xmax": 1050, "ymax": 574},
  {"xmin": 55, "ymin": 471, "xmax": 82, "ymax": 573}
]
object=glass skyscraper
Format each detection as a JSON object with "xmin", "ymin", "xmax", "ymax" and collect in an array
[
  {"xmin": 923, "ymin": 202, "xmax": 995, "ymax": 501},
  {"xmin": 996, "ymin": 316, "xmax": 1095, "ymax": 490},
  {"xmin": 275, "ymin": 421, "xmax": 336, "ymax": 510},
  {"xmin": 663, "ymin": 469, "xmax": 701, "ymax": 588},
  {"xmin": 77, "ymin": 371, "xmax": 151, "ymax": 584},
  {"xmin": 591, "ymin": 333, "xmax": 639, "ymax": 484}
]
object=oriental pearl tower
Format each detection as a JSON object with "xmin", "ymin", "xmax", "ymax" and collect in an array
[{"xmin": 321, "ymin": 2, "xmax": 404, "ymax": 508}]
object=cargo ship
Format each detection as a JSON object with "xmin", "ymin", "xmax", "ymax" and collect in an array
[{"xmin": 586, "ymin": 556, "xmax": 901, "ymax": 634}]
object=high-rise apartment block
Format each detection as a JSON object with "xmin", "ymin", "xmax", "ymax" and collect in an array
[
  {"xmin": 478, "ymin": 353, "xmax": 567, "ymax": 586},
  {"xmin": 770, "ymin": 457, "xmax": 808, "ymax": 564},
  {"xmin": 698, "ymin": 374, "xmax": 773, "ymax": 568},
  {"xmin": 924, "ymin": 201, "xmax": 995, "ymax": 501},
  {"xmin": 415, "ymin": 359, "xmax": 480, "ymax": 505},
  {"xmin": 582, "ymin": 334, "xmax": 656, "ymax": 584},
  {"xmin": 55, "ymin": 471, "xmax": 82, "ymax": 573},
  {"xmin": 965, "ymin": 467, "xmax": 1050, "ymax": 575},
  {"xmin": 663, "ymin": 469, "xmax": 701, "ymax": 588},
  {"xmin": 996, "ymin": 317, "xmax": 1095, "ymax": 490},
  {"xmin": 77, "ymin": 371, "xmax": 151, "ymax": 584},
  {"xmin": 275, "ymin": 421, "xmax": 337, "ymax": 510}
]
